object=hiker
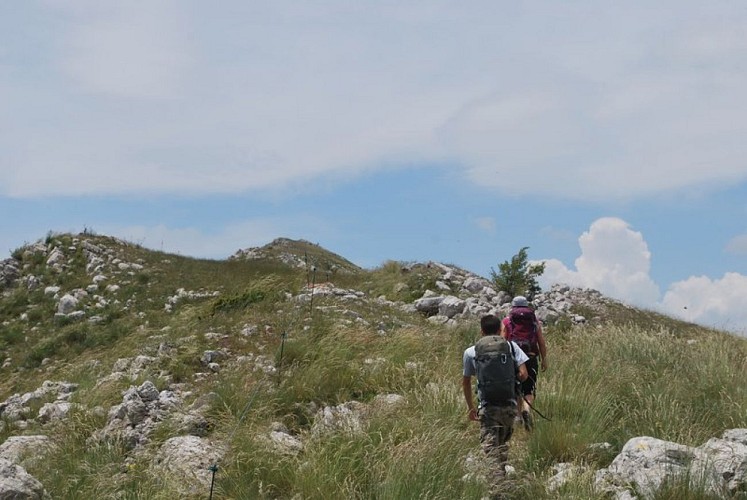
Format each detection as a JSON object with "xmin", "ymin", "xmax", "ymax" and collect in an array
[
  {"xmin": 500, "ymin": 295, "xmax": 547, "ymax": 432},
  {"xmin": 462, "ymin": 314, "xmax": 529, "ymax": 485}
]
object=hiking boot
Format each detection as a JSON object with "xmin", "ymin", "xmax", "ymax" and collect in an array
[{"xmin": 521, "ymin": 410, "xmax": 533, "ymax": 432}]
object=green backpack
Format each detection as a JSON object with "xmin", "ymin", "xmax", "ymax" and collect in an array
[{"xmin": 474, "ymin": 335, "xmax": 518, "ymax": 405}]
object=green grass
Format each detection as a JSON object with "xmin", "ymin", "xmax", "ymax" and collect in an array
[{"xmin": 363, "ymin": 260, "xmax": 444, "ymax": 303}]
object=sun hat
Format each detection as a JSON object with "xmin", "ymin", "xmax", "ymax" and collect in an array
[{"xmin": 511, "ymin": 295, "xmax": 529, "ymax": 307}]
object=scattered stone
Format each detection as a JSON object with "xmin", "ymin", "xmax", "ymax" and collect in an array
[
  {"xmin": 57, "ymin": 294, "xmax": 78, "ymax": 315},
  {"xmin": 0, "ymin": 436, "xmax": 53, "ymax": 466},
  {"xmin": 595, "ymin": 431, "xmax": 747, "ymax": 498},
  {"xmin": 152, "ymin": 436, "xmax": 224, "ymax": 497},
  {"xmin": 439, "ymin": 295, "xmax": 466, "ymax": 318},
  {"xmin": 268, "ymin": 430, "xmax": 304, "ymax": 456},
  {"xmin": 311, "ymin": 402, "xmax": 366, "ymax": 437},
  {"xmin": 0, "ymin": 458, "xmax": 47, "ymax": 499},
  {"xmin": 37, "ymin": 401, "xmax": 73, "ymax": 424}
]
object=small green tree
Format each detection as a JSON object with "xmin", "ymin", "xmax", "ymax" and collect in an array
[{"xmin": 490, "ymin": 247, "xmax": 546, "ymax": 300}]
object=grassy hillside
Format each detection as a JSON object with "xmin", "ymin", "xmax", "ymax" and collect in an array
[{"xmin": 0, "ymin": 233, "xmax": 745, "ymax": 499}]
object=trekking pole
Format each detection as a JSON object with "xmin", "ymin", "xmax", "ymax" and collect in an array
[{"xmin": 523, "ymin": 397, "xmax": 552, "ymax": 421}]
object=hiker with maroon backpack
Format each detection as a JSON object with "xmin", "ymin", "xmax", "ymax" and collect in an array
[
  {"xmin": 462, "ymin": 315, "xmax": 529, "ymax": 489},
  {"xmin": 501, "ymin": 296, "xmax": 548, "ymax": 432}
]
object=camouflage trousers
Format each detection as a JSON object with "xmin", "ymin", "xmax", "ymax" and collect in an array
[{"xmin": 478, "ymin": 404, "xmax": 517, "ymax": 481}]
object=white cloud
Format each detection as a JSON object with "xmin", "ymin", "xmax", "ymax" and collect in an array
[
  {"xmin": 2, "ymin": 3, "xmax": 747, "ymax": 199},
  {"xmin": 662, "ymin": 273, "xmax": 747, "ymax": 335},
  {"xmin": 539, "ymin": 217, "xmax": 660, "ymax": 305},
  {"xmin": 541, "ymin": 217, "xmax": 747, "ymax": 335},
  {"xmin": 58, "ymin": 1, "xmax": 192, "ymax": 99}
]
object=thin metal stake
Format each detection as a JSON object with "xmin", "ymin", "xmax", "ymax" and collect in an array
[
  {"xmin": 276, "ymin": 331, "xmax": 287, "ymax": 384},
  {"xmin": 205, "ymin": 326, "xmax": 293, "ymax": 497},
  {"xmin": 308, "ymin": 266, "xmax": 316, "ymax": 320},
  {"xmin": 208, "ymin": 464, "xmax": 218, "ymax": 500}
]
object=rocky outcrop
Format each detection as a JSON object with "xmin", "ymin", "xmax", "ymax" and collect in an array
[
  {"xmin": 283, "ymin": 259, "xmax": 608, "ymax": 329},
  {"xmin": 0, "ymin": 458, "xmax": 47, "ymax": 499},
  {"xmin": 152, "ymin": 436, "xmax": 224, "ymax": 497},
  {"xmin": 0, "ymin": 258, "xmax": 21, "ymax": 289},
  {"xmin": 93, "ymin": 381, "xmax": 210, "ymax": 451},
  {"xmin": 398, "ymin": 262, "xmax": 605, "ymax": 325},
  {"xmin": 310, "ymin": 395, "xmax": 406, "ymax": 439},
  {"xmin": 0, "ymin": 436, "xmax": 54, "ymax": 467},
  {"xmin": 0, "ymin": 381, "xmax": 78, "ymax": 428},
  {"xmin": 587, "ymin": 430, "xmax": 747, "ymax": 498},
  {"xmin": 546, "ymin": 430, "xmax": 747, "ymax": 498},
  {"xmin": 164, "ymin": 288, "xmax": 220, "ymax": 312},
  {"xmin": 0, "ymin": 235, "xmax": 160, "ymax": 332},
  {"xmin": 231, "ymin": 237, "xmax": 361, "ymax": 274}
]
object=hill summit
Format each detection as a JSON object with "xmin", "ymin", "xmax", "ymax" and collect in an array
[
  {"xmin": 0, "ymin": 232, "xmax": 744, "ymax": 499},
  {"xmin": 230, "ymin": 237, "xmax": 361, "ymax": 275}
]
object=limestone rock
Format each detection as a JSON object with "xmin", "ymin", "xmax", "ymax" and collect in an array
[
  {"xmin": 595, "ymin": 431, "xmax": 747, "ymax": 498},
  {"xmin": 152, "ymin": 436, "xmax": 224, "ymax": 497},
  {"xmin": 438, "ymin": 295, "xmax": 466, "ymax": 318},
  {"xmin": 268, "ymin": 431, "xmax": 303, "ymax": 456},
  {"xmin": 57, "ymin": 294, "xmax": 78, "ymax": 315},
  {"xmin": 0, "ymin": 458, "xmax": 47, "ymax": 499},
  {"xmin": 311, "ymin": 401, "xmax": 367, "ymax": 437},
  {"xmin": 413, "ymin": 295, "xmax": 444, "ymax": 315},
  {"xmin": 0, "ymin": 436, "xmax": 53, "ymax": 466}
]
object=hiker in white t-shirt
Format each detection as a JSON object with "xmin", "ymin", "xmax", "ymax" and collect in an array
[{"xmin": 462, "ymin": 315, "xmax": 528, "ymax": 486}]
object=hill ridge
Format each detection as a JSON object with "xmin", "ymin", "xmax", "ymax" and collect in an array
[
  {"xmin": 0, "ymin": 231, "xmax": 744, "ymax": 498},
  {"xmin": 230, "ymin": 237, "xmax": 362, "ymax": 275}
]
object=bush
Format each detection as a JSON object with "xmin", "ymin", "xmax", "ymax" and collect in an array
[
  {"xmin": 0, "ymin": 324, "xmax": 25, "ymax": 348},
  {"xmin": 209, "ymin": 276, "xmax": 285, "ymax": 315},
  {"xmin": 490, "ymin": 247, "xmax": 545, "ymax": 300}
]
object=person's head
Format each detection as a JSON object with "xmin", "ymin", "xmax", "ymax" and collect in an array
[
  {"xmin": 511, "ymin": 295, "xmax": 529, "ymax": 308},
  {"xmin": 480, "ymin": 314, "xmax": 501, "ymax": 336}
]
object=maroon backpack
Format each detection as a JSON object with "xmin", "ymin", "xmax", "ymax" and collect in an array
[{"xmin": 507, "ymin": 306, "xmax": 538, "ymax": 354}]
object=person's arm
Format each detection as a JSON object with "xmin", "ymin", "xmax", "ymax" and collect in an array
[
  {"xmin": 536, "ymin": 322, "xmax": 548, "ymax": 371},
  {"xmin": 511, "ymin": 341, "xmax": 530, "ymax": 381},
  {"xmin": 500, "ymin": 319, "xmax": 508, "ymax": 339},
  {"xmin": 462, "ymin": 376, "xmax": 478, "ymax": 421},
  {"xmin": 517, "ymin": 362, "xmax": 528, "ymax": 382}
]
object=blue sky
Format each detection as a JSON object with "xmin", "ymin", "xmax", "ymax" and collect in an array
[{"xmin": 1, "ymin": 1, "xmax": 746, "ymax": 335}]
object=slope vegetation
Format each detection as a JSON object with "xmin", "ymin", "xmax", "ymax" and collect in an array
[{"xmin": 0, "ymin": 233, "xmax": 744, "ymax": 499}]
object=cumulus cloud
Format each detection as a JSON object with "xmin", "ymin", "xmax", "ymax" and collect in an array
[
  {"xmin": 2, "ymin": 3, "xmax": 747, "ymax": 198},
  {"xmin": 539, "ymin": 218, "xmax": 660, "ymax": 305},
  {"xmin": 662, "ymin": 273, "xmax": 747, "ymax": 334},
  {"xmin": 541, "ymin": 217, "xmax": 747, "ymax": 335}
]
